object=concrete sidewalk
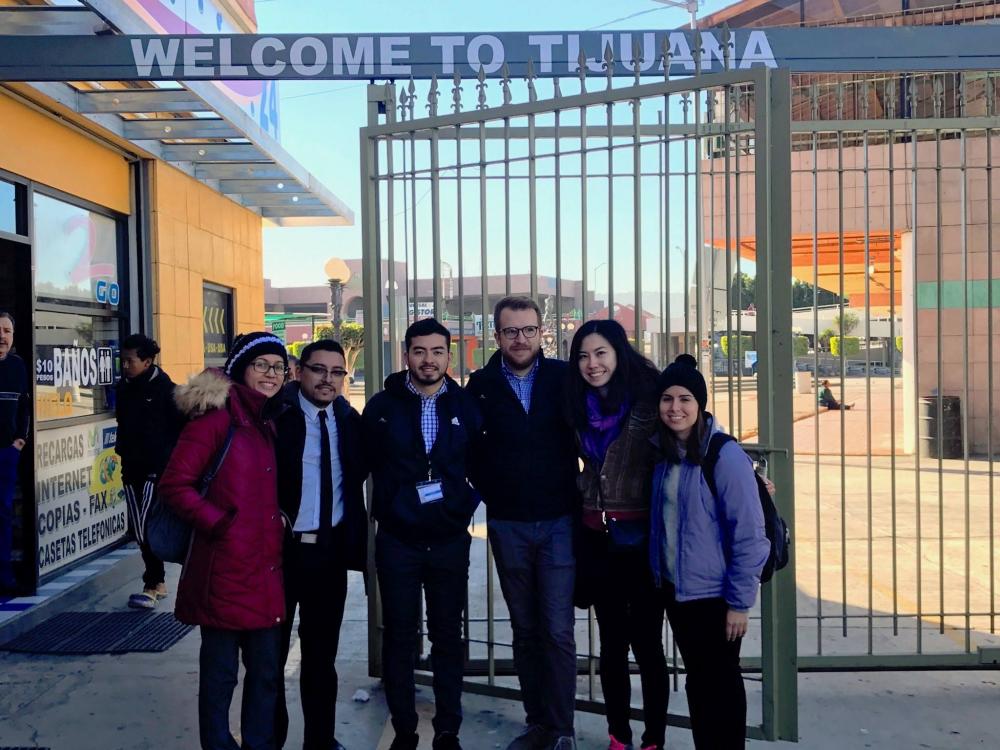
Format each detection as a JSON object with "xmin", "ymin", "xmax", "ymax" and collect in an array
[{"xmin": 1, "ymin": 551, "xmax": 997, "ymax": 749}]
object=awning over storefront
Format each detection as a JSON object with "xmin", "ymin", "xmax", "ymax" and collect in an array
[{"xmin": 0, "ymin": 3, "xmax": 352, "ymax": 228}]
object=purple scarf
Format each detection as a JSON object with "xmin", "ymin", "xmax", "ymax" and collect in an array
[{"xmin": 580, "ymin": 390, "xmax": 629, "ymax": 465}]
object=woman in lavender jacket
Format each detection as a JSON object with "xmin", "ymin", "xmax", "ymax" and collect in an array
[{"xmin": 648, "ymin": 354, "xmax": 770, "ymax": 749}]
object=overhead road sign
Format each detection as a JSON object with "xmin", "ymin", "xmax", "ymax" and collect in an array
[{"xmin": 1, "ymin": 27, "xmax": 1000, "ymax": 81}]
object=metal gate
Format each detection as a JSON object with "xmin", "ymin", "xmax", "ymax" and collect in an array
[{"xmin": 360, "ymin": 57, "xmax": 797, "ymax": 741}]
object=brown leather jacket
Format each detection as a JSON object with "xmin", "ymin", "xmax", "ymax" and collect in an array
[{"xmin": 577, "ymin": 399, "xmax": 659, "ymax": 514}]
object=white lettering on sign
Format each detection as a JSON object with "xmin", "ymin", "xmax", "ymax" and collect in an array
[
  {"xmin": 131, "ymin": 37, "xmax": 180, "ymax": 77},
  {"xmin": 219, "ymin": 37, "xmax": 248, "ymax": 76},
  {"xmin": 380, "ymin": 36, "xmax": 411, "ymax": 76},
  {"xmin": 251, "ymin": 37, "xmax": 286, "ymax": 76},
  {"xmin": 467, "ymin": 35, "xmax": 504, "ymax": 75},
  {"xmin": 529, "ymin": 34, "xmax": 561, "ymax": 74},
  {"xmin": 183, "ymin": 37, "xmax": 215, "ymax": 77},
  {"xmin": 290, "ymin": 37, "xmax": 328, "ymax": 76},
  {"xmin": 430, "ymin": 35, "xmax": 465, "ymax": 75},
  {"xmin": 739, "ymin": 31, "xmax": 777, "ymax": 69},
  {"xmin": 332, "ymin": 36, "xmax": 374, "ymax": 76}
]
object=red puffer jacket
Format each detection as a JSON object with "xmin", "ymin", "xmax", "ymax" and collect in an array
[{"xmin": 159, "ymin": 369, "xmax": 285, "ymax": 631}]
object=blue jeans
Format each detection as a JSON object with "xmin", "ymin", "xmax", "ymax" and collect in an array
[
  {"xmin": 0, "ymin": 445, "xmax": 20, "ymax": 588},
  {"xmin": 487, "ymin": 515, "xmax": 577, "ymax": 736},
  {"xmin": 376, "ymin": 528, "xmax": 471, "ymax": 738},
  {"xmin": 199, "ymin": 625, "xmax": 282, "ymax": 750}
]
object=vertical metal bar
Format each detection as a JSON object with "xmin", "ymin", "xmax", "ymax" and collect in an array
[
  {"xmin": 633, "ymin": 89, "xmax": 643, "ymax": 346},
  {"xmin": 663, "ymin": 95, "xmax": 672, "ymax": 361},
  {"xmin": 734, "ymin": 85, "xmax": 745, "ymax": 439},
  {"xmin": 432, "ymin": 128, "xmax": 444, "ymax": 318},
  {"xmin": 912, "ymin": 131, "xmax": 924, "ymax": 654},
  {"xmin": 812, "ymin": 126, "xmax": 823, "ymax": 655},
  {"xmin": 556, "ymin": 105, "xmax": 564, "ymax": 359},
  {"xmin": 505, "ymin": 116, "xmax": 512, "ymax": 296},
  {"xmin": 659, "ymin": 112, "xmax": 666, "ymax": 366},
  {"xmin": 683, "ymin": 96, "xmax": 691, "ymax": 348},
  {"xmin": 988, "ymin": 130, "xmax": 997, "ymax": 636},
  {"xmin": 888, "ymin": 126, "xmax": 899, "ymax": 636},
  {"xmin": 757, "ymin": 68, "xmax": 798, "ymax": 742},
  {"xmin": 837, "ymin": 128, "xmax": 848, "ymax": 638},
  {"xmin": 581, "ymin": 100, "xmax": 589, "ymax": 336},
  {"xmin": 863, "ymin": 129, "xmax": 874, "ymax": 655},
  {"xmin": 694, "ymin": 84, "xmax": 705, "ymax": 361},
  {"xmin": 960, "ymin": 130, "xmax": 971, "ymax": 652},
  {"xmin": 529, "ymin": 109, "xmax": 538, "ymax": 300},
  {"xmin": 721, "ymin": 85, "xmax": 734, "ymax": 431},
  {"xmin": 935, "ymin": 128, "xmax": 945, "ymax": 634},
  {"xmin": 606, "ymin": 98, "xmax": 615, "ymax": 314},
  {"xmin": 410, "ymin": 130, "xmax": 419, "ymax": 326},
  {"xmin": 455, "ymin": 121, "xmax": 466, "ymax": 381},
  {"xmin": 386, "ymin": 127, "xmax": 399, "ymax": 374}
]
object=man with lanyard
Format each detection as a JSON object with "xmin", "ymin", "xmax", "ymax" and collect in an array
[
  {"xmin": 274, "ymin": 339, "xmax": 368, "ymax": 750},
  {"xmin": 467, "ymin": 297, "xmax": 580, "ymax": 750},
  {"xmin": 0, "ymin": 311, "xmax": 29, "ymax": 592},
  {"xmin": 362, "ymin": 318, "xmax": 483, "ymax": 750}
]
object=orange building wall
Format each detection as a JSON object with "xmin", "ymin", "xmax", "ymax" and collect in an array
[
  {"xmin": 0, "ymin": 92, "xmax": 130, "ymax": 214},
  {"xmin": 150, "ymin": 161, "xmax": 264, "ymax": 381}
]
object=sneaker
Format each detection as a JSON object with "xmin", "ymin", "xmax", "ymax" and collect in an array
[
  {"xmin": 551, "ymin": 737, "xmax": 577, "ymax": 750},
  {"xmin": 432, "ymin": 732, "xmax": 462, "ymax": 750},
  {"xmin": 151, "ymin": 583, "xmax": 168, "ymax": 599},
  {"xmin": 507, "ymin": 725, "xmax": 551, "ymax": 750},
  {"xmin": 608, "ymin": 736, "xmax": 633, "ymax": 750},
  {"xmin": 389, "ymin": 734, "xmax": 419, "ymax": 750},
  {"xmin": 127, "ymin": 590, "xmax": 157, "ymax": 609}
]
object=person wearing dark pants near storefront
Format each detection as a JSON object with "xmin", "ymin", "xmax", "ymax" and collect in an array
[
  {"xmin": 362, "ymin": 318, "xmax": 483, "ymax": 750},
  {"xmin": 0, "ymin": 311, "xmax": 29, "ymax": 592},
  {"xmin": 466, "ymin": 296, "xmax": 579, "ymax": 750},
  {"xmin": 159, "ymin": 332, "xmax": 289, "ymax": 750},
  {"xmin": 649, "ymin": 355, "xmax": 769, "ymax": 749},
  {"xmin": 274, "ymin": 339, "xmax": 368, "ymax": 750},
  {"xmin": 115, "ymin": 333, "xmax": 183, "ymax": 609}
]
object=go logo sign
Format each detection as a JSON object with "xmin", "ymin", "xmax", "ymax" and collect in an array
[{"xmin": 95, "ymin": 279, "xmax": 120, "ymax": 306}]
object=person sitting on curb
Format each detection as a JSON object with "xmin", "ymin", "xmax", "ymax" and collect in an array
[{"xmin": 819, "ymin": 380, "xmax": 853, "ymax": 410}]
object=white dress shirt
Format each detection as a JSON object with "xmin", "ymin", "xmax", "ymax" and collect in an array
[{"xmin": 293, "ymin": 392, "xmax": 344, "ymax": 531}]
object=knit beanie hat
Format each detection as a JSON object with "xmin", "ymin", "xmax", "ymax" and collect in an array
[
  {"xmin": 224, "ymin": 332, "xmax": 288, "ymax": 383},
  {"xmin": 656, "ymin": 353, "xmax": 708, "ymax": 413}
]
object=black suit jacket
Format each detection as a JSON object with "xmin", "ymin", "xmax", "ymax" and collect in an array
[{"xmin": 275, "ymin": 384, "xmax": 368, "ymax": 573}]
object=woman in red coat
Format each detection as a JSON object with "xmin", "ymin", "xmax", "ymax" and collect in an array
[{"xmin": 160, "ymin": 332, "xmax": 288, "ymax": 750}]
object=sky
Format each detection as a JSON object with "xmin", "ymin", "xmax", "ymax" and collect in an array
[{"xmin": 257, "ymin": 0, "xmax": 740, "ymax": 290}]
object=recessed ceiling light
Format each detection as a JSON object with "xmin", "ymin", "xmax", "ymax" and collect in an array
[
  {"xmin": 163, "ymin": 125, "xmax": 172, "ymax": 134},
  {"xmin": 197, "ymin": 148, "xmax": 206, "ymax": 156},
  {"xmin": 277, "ymin": 182, "xmax": 285, "ymax": 189}
]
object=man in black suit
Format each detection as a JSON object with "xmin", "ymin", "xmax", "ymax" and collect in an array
[{"xmin": 274, "ymin": 339, "xmax": 368, "ymax": 750}]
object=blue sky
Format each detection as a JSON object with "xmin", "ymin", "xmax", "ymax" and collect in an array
[{"xmin": 258, "ymin": 0, "xmax": 739, "ymax": 290}]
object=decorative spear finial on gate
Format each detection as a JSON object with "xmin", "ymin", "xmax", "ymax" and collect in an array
[
  {"xmin": 406, "ymin": 78, "xmax": 417, "ymax": 121},
  {"xmin": 860, "ymin": 80, "xmax": 870, "ymax": 120},
  {"xmin": 661, "ymin": 35, "xmax": 671, "ymax": 82},
  {"xmin": 553, "ymin": 76, "xmax": 562, "ymax": 99},
  {"xmin": 632, "ymin": 38, "xmax": 642, "ymax": 87},
  {"xmin": 932, "ymin": 76, "xmax": 944, "ymax": 118},
  {"xmin": 384, "ymin": 82, "xmax": 397, "ymax": 121},
  {"xmin": 693, "ymin": 29, "xmax": 703, "ymax": 76},
  {"xmin": 810, "ymin": 82, "xmax": 820, "ymax": 120},
  {"xmin": 987, "ymin": 74, "xmax": 996, "ymax": 117},
  {"xmin": 526, "ymin": 58, "xmax": 537, "ymax": 102},
  {"xmin": 427, "ymin": 74, "xmax": 440, "ymax": 116},
  {"xmin": 500, "ymin": 62, "xmax": 512, "ymax": 105},
  {"xmin": 476, "ymin": 66, "xmax": 488, "ymax": 110},
  {"xmin": 451, "ymin": 71, "xmax": 463, "ymax": 114},
  {"xmin": 722, "ymin": 25, "xmax": 732, "ymax": 70},
  {"xmin": 577, "ymin": 47, "xmax": 588, "ymax": 92},
  {"xmin": 602, "ymin": 41, "xmax": 614, "ymax": 90}
]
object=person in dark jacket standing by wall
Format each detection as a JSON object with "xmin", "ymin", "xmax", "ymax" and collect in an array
[
  {"xmin": 274, "ymin": 339, "xmax": 368, "ymax": 750},
  {"xmin": 362, "ymin": 318, "xmax": 483, "ymax": 750},
  {"xmin": 115, "ymin": 334, "xmax": 184, "ymax": 609},
  {"xmin": 0, "ymin": 311, "xmax": 29, "ymax": 592},
  {"xmin": 466, "ymin": 297, "xmax": 578, "ymax": 750},
  {"xmin": 565, "ymin": 319, "xmax": 664, "ymax": 750},
  {"xmin": 160, "ymin": 332, "xmax": 288, "ymax": 750}
]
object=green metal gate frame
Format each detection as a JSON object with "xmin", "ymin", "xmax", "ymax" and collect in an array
[{"xmin": 359, "ymin": 64, "xmax": 797, "ymax": 741}]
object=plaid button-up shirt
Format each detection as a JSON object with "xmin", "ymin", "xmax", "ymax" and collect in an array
[
  {"xmin": 406, "ymin": 374, "xmax": 448, "ymax": 454},
  {"xmin": 501, "ymin": 356, "xmax": 539, "ymax": 413}
]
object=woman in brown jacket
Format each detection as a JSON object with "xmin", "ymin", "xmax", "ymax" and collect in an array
[{"xmin": 565, "ymin": 319, "xmax": 667, "ymax": 750}]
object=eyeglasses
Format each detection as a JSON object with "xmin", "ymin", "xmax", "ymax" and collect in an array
[
  {"xmin": 303, "ymin": 364, "xmax": 348, "ymax": 380},
  {"xmin": 250, "ymin": 360, "xmax": 289, "ymax": 376},
  {"xmin": 499, "ymin": 325, "xmax": 540, "ymax": 341}
]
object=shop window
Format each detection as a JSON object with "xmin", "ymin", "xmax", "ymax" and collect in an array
[
  {"xmin": 0, "ymin": 179, "xmax": 21, "ymax": 236},
  {"xmin": 34, "ymin": 311, "xmax": 120, "ymax": 423},
  {"xmin": 33, "ymin": 193, "xmax": 121, "ymax": 307},
  {"xmin": 203, "ymin": 283, "xmax": 234, "ymax": 367}
]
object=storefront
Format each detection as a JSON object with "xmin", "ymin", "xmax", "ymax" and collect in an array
[{"xmin": 0, "ymin": 0, "xmax": 351, "ymax": 595}]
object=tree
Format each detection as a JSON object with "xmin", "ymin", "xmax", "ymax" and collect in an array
[
  {"xmin": 833, "ymin": 310, "xmax": 860, "ymax": 336},
  {"xmin": 792, "ymin": 279, "xmax": 845, "ymax": 308},
  {"xmin": 729, "ymin": 272, "xmax": 756, "ymax": 311},
  {"xmin": 338, "ymin": 322, "xmax": 365, "ymax": 377}
]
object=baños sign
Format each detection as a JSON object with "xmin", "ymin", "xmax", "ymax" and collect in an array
[{"xmin": 0, "ymin": 27, "xmax": 999, "ymax": 81}]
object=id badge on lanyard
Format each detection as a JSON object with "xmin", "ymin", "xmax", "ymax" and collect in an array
[{"xmin": 416, "ymin": 466, "xmax": 443, "ymax": 505}]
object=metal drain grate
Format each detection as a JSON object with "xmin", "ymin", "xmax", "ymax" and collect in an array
[{"xmin": 1, "ymin": 611, "xmax": 193, "ymax": 655}]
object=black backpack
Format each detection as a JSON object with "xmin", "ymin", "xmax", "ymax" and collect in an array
[{"xmin": 703, "ymin": 433, "xmax": 790, "ymax": 583}]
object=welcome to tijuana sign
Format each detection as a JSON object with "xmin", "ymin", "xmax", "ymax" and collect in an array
[{"xmin": 1, "ymin": 27, "xmax": 998, "ymax": 81}]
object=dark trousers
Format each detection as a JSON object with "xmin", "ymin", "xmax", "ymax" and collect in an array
[
  {"xmin": 375, "ymin": 528, "xmax": 471, "ymax": 738},
  {"xmin": 0, "ymin": 445, "xmax": 19, "ymax": 588},
  {"xmin": 662, "ymin": 585, "xmax": 746, "ymax": 749},
  {"xmin": 123, "ymin": 480, "xmax": 166, "ymax": 588},
  {"xmin": 488, "ymin": 515, "xmax": 576, "ymax": 736},
  {"xmin": 199, "ymin": 625, "xmax": 282, "ymax": 750},
  {"xmin": 583, "ymin": 528, "xmax": 668, "ymax": 749},
  {"xmin": 276, "ymin": 530, "xmax": 349, "ymax": 750}
]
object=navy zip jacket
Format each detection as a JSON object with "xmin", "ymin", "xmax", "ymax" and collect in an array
[
  {"xmin": 362, "ymin": 370, "xmax": 483, "ymax": 544},
  {"xmin": 466, "ymin": 351, "xmax": 580, "ymax": 521},
  {"xmin": 0, "ymin": 352, "xmax": 30, "ymax": 448}
]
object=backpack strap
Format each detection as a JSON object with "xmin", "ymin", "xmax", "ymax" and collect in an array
[
  {"xmin": 196, "ymin": 422, "xmax": 237, "ymax": 496},
  {"xmin": 702, "ymin": 432, "xmax": 737, "ymax": 500}
]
